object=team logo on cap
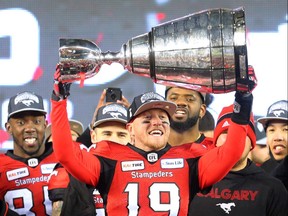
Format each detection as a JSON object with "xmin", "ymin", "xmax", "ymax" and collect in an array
[
  {"xmin": 102, "ymin": 104, "xmax": 127, "ymax": 118},
  {"xmin": 272, "ymin": 110, "xmax": 285, "ymax": 117},
  {"xmin": 14, "ymin": 92, "xmax": 40, "ymax": 107},
  {"xmin": 267, "ymin": 100, "xmax": 287, "ymax": 118},
  {"xmin": 140, "ymin": 92, "xmax": 164, "ymax": 103},
  {"xmin": 268, "ymin": 101, "xmax": 287, "ymax": 113}
]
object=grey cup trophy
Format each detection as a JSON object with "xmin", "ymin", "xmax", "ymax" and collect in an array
[{"xmin": 59, "ymin": 7, "xmax": 248, "ymax": 93}]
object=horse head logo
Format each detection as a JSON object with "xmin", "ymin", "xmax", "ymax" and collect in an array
[
  {"xmin": 216, "ymin": 202, "xmax": 235, "ymax": 214},
  {"xmin": 22, "ymin": 99, "xmax": 35, "ymax": 107},
  {"xmin": 110, "ymin": 112, "xmax": 122, "ymax": 119},
  {"xmin": 272, "ymin": 110, "xmax": 285, "ymax": 117}
]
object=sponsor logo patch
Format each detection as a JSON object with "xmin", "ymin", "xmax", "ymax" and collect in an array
[
  {"xmin": 7, "ymin": 167, "xmax": 29, "ymax": 181},
  {"xmin": 121, "ymin": 160, "xmax": 144, "ymax": 171},
  {"xmin": 161, "ymin": 158, "xmax": 184, "ymax": 169},
  {"xmin": 41, "ymin": 163, "xmax": 56, "ymax": 174}
]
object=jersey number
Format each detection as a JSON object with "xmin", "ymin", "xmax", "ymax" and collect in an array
[
  {"xmin": 4, "ymin": 186, "xmax": 51, "ymax": 216},
  {"xmin": 124, "ymin": 183, "xmax": 180, "ymax": 215}
]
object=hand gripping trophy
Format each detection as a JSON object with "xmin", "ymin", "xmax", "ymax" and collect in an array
[{"xmin": 58, "ymin": 7, "xmax": 255, "ymax": 93}]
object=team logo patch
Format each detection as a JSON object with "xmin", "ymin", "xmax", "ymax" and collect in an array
[
  {"xmin": 7, "ymin": 167, "xmax": 29, "ymax": 181},
  {"xmin": 27, "ymin": 158, "xmax": 38, "ymax": 167},
  {"xmin": 147, "ymin": 152, "xmax": 158, "ymax": 162},
  {"xmin": 140, "ymin": 92, "xmax": 164, "ymax": 103},
  {"xmin": 272, "ymin": 110, "xmax": 285, "ymax": 117},
  {"xmin": 41, "ymin": 163, "xmax": 56, "ymax": 174},
  {"xmin": 161, "ymin": 158, "xmax": 184, "ymax": 169},
  {"xmin": 102, "ymin": 104, "xmax": 127, "ymax": 117},
  {"xmin": 216, "ymin": 202, "xmax": 236, "ymax": 214},
  {"xmin": 121, "ymin": 160, "xmax": 144, "ymax": 171},
  {"xmin": 14, "ymin": 92, "xmax": 40, "ymax": 107}
]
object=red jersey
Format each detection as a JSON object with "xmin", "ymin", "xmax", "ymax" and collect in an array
[
  {"xmin": 51, "ymin": 99, "xmax": 248, "ymax": 216},
  {"xmin": 194, "ymin": 133, "xmax": 214, "ymax": 150},
  {"xmin": 0, "ymin": 144, "xmax": 57, "ymax": 215},
  {"xmin": 47, "ymin": 165, "xmax": 69, "ymax": 200}
]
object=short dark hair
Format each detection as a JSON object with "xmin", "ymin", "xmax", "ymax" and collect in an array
[
  {"xmin": 204, "ymin": 93, "xmax": 214, "ymax": 106},
  {"xmin": 199, "ymin": 110, "xmax": 215, "ymax": 132},
  {"xmin": 165, "ymin": 87, "xmax": 205, "ymax": 104}
]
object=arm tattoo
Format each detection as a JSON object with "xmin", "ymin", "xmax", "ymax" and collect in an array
[{"xmin": 52, "ymin": 201, "xmax": 63, "ymax": 216}]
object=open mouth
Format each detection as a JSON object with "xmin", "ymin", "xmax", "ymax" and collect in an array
[
  {"xmin": 273, "ymin": 145, "xmax": 286, "ymax": 154},
  {"xmin": 174, "ymin": 108, "xmax": 187, "ymax": 117},
  {"xmin": 149, "ymin": 130, "xmax": 163, "ymax": 136},
  {"xmin": 24, "ymin": 137, "xmax": 37, "ymax": 145}
]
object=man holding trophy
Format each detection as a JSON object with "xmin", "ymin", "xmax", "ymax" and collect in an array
[{"xmin": 50, "ymin": 7, "xmax": 257, "ymax": 215}]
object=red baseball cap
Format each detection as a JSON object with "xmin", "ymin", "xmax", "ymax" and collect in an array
[{"xmin": 214, "ymin": 104, "xmax": 256, "ymax": 149}]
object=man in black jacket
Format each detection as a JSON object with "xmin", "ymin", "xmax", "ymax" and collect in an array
[{"xmin": 189, "ymin": 104, "xmax": 288, "ymax": 216}]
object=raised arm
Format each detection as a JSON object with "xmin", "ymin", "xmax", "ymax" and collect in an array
[
  {"xmin": 51, "ymin": 67, "xmax": 101, "ymax": 186},
  {"xmin": 198, "ymin": 65, "xmax": 257, "ymax": 189},
  {"xmin": 198, "ymin": 120, "xmax": 247, "ymax": 189}
]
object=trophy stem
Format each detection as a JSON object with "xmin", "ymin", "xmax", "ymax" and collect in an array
[{"xmin": 100, "ymin": 51, "xmax": 124, "ymax": 66}]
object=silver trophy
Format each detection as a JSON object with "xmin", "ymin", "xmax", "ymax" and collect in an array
[{"xmin": 59, "ymin": 7, "xmax": 248, "ymax": 93}]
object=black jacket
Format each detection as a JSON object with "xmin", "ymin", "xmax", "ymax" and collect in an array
[
  {"xmin": 260, "ymin": 157, "xmax": 280, "ymax": 174},
  {"xmin": 48, "ymin": 164, "xmax": 96, "ymax": 216},
  {"xmin": 189, "ymin": 160, "xmax": 288, "ymax": 216},
  {"xmin": 272, "ymin": 155, "xmax": 288, "ymax": 191},
  {"xmin": 0, "ymin": 200, "xmax": 19, "ymax": 216}
]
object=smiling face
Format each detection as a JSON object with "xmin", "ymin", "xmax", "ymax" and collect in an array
[
  {"xmin": 166, "ymin": 87, "xmax": 206, "ymax": 132},
  {"xmin": 5, "ymin": 111, "xmax": 47, "ymax": 158},
  {"xmin": 127, "ymin": 109, "xmax": 170, "ymax": 151},
  {"xmin": 266, "ymin": 120, "xmax": 288, "ymax": 161}
]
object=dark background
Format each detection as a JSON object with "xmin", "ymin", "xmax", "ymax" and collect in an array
[{"xmin": 0, "ymin": 0, "xmax": 287, "ymax": 149}]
